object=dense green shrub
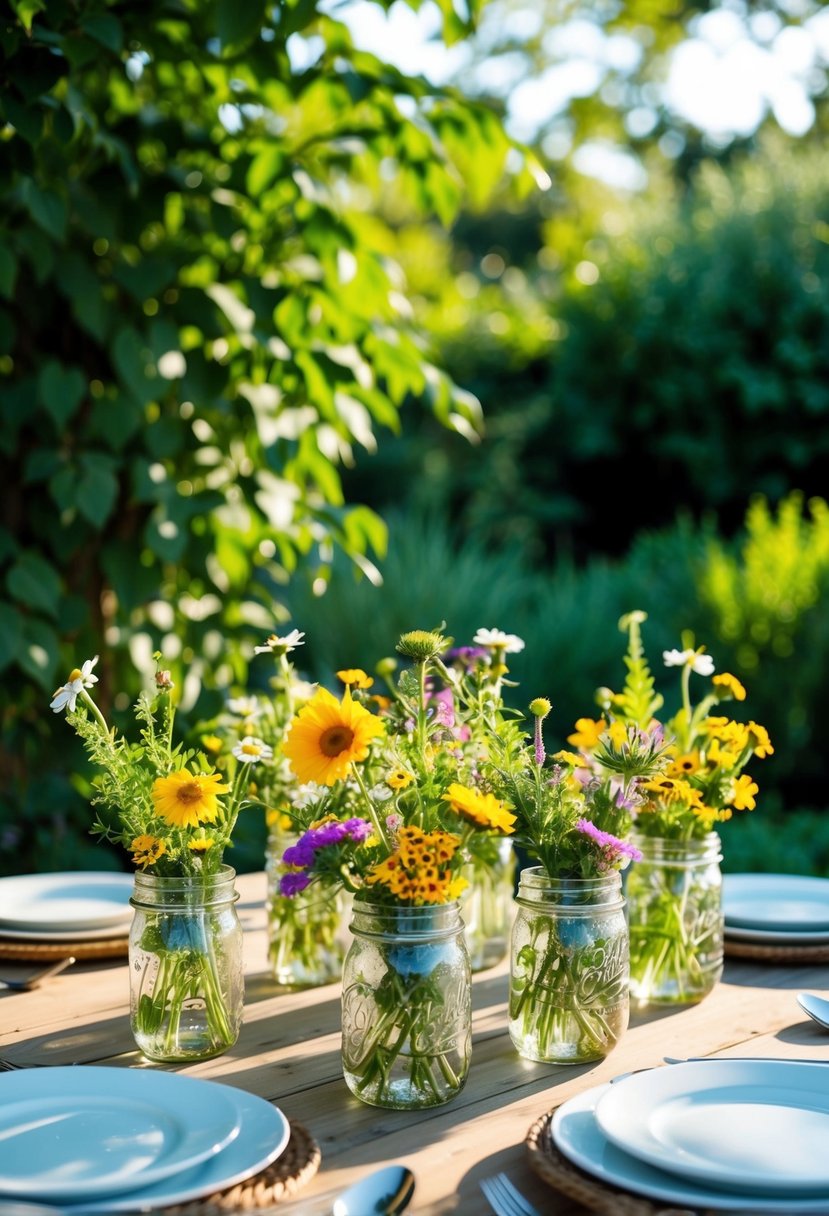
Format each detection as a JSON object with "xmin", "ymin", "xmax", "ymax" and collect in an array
[{"xmin": 343, "ymin": 140, "xmax": 829, "ymax": 564}]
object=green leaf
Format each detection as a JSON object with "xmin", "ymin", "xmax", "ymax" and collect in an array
[
  {"xmin": 10, "ymin": 0, "xmax": 46, "ymax": 33},
  {"xmin": 38, "ymin": 360, "xmax": 86, "ymax": 429},
  {"xmin": 76, "ymin": 453, "xmax": 119, "ymax": 527},
  {"xmin": 88, "ymin": 392, "xmax": 143, "ymax": 451},
  {"xmin": 0, "ymin": 247, "xmax": 17, "ymax": 300},
  {"xmin": 18, "ymin": 616, "xmax": 60, "ymax": 688},
  {"xmin": 23, "ymin": 180, "xmax": 67, "ymax": 243},
  {"xmin": 23, "ymin": 447, "xmax": 61, "ymax": 485},
  {"xmin": 246, "ymin": 147, "xmax": 284, "ymax": 196},
  {"xmin": 217, "ymin": 0, "xmax": 266, "ymax": 54},
  {"xmin": 80, "ymin": 13, "xmax": 124, "ymax": 53},
  {"xmin": 0, "ymin": 603, "xmax": 22, "ymax": 672},
  {"xmin": 2, "ymin": 95, "xmax": 43, "ymax": 144},
  {"xmin": 6, "ymin": 552, "xmax": 62, "ymax": 617},
  {"xmin": 112, "ymin": 327, "xmax": 158, "ymax": 405}
]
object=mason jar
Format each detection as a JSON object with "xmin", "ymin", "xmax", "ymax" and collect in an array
[
  {"xmin": 341, "ymin": 899, "xmax": 471, "ymax": 1109},
  {"xmin": 509, "ymin": 867, "xmax": 629, "ymax": 1064},
  {"xmin": 265, "ymin": 824, "xmax": 347, "ymax": 987},
  {"xmin": 625, "ymin": 831, "xmax": 724, "ymax": 1007},
  {"xmin": 461, "ymin": 837, "xmax": 516, "ymax": 972},
  {"xmin": 129, "ymin": 865, "xmax": 244, "ymax": 1062}
]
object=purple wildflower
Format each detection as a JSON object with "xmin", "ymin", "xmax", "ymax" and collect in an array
[
  {"xmin": 443, "ymin": 645, "xmax": 489, "ymax": 671},
  {"xmin": 343, "ymin": 817, "xmax": 373, "ymax": 842},
  {"xmin": 576, "ymin": 818, "xmax": 643, "ymax": 871},
  {"xmin": 280, "ymin": 872, "xmax": 313, "ymax": 897}
]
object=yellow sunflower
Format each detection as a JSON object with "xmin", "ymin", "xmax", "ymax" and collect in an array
[
  {"xmin": 442, "ymin": 783, "xmax": 516, "ymax": 834},
  {"xmin": 283, "ymin": 686, "xmax": 385, "ymax": 785},
  {"xmin": 151, "ymin": 769, "xmax": 231, "ymax": 828}
]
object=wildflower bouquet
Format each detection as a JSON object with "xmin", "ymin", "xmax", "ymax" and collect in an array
[
  {"xmin": 50, "ymin": 654, "xmax": 256, "ymax": 1060},
  {"xmin": 201, "ymin": 629, "xmax": 350, "ymax": 987},
  {"xmin": 277, "ymin": 626, "xmax": 518, "ymax": 1108},
  {"xmin": 574, "ymin": 611, "xmax": 774, "ymax": 1005},
  {"xmin": 486, "ymin": 691, "xmax": 671, "ymax": 1062}
]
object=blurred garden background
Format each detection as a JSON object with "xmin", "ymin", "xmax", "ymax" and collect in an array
[{"xmin": 3, "ymin": 0, "xmax": 829, "ymax": 877}]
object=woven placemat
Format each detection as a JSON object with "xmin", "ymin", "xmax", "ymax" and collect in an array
[
  {"xmin": 0, "ymin": 936, "xmax": 128, "ymax": 961},
  {"xmin": 725, "ymin": 937, "xmax": 829, "ymax": 963},
  {"xmin": 166, "ymin": 1121, "xmax": 321, "ymax": 1214},
  {"xmin": 526, "ymin": 1108, "xmax": 700, "ymax": 1216}
]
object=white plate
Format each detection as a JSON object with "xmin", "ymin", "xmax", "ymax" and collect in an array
[
  {"xmin": 0, "ymin": 1066, "xmax": 241, "ymax": 1200},
  {"xmin": 593, "ymin": 1060, "xmax": 829, "ymax": 1195},
  {"xmin": 724, "ymin": 874, "xmax": 829, "ymax": 932},
  {"xmin": 57, "ymin": 1084, "xmax": 290, "ymax": 1214},
  {"xmin": 0, "ymin": 921, "xmax": 129, "ymax": 943},
  {"xmin": 0, "ymin": 873, "xmax": 133, "ymax": 931},
  {"xmin": 725, "ymin": 923, "xmax": 829, "ymax": 945},
  {"xmin": 552, "ymin": 1080, "xmax": 829, "ymax": 1213}
]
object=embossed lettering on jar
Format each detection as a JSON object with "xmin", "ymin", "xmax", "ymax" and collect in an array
[
  {"xmin": 341, "ymin": 899, "xmax": 471, "ymax": 1109},
  {"xmin": 509, "ymin": 867, "xmax": 629, "ymax": 1064}
]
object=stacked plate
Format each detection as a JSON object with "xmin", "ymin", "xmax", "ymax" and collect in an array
[
  {"xmin": 0, "ymin": 1066, "xmax": 291, "ymax": 1212},
  {"xmin": 723, "ymin": 873, "xmax": 829, "ymax": 945},
  {"xmin": 0, "ymin": 872, "xmax": 134, "ymax": 944},
  {"xmin": 550, "ymin": 1058, "xmax": 829, "ymax": 1210}
]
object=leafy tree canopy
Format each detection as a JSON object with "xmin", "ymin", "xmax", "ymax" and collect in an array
[{"xmin": 0, "ymin": 0, "xmax": 545, "ymax": 867}]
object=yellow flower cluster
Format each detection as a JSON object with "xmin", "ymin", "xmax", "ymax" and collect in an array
[{"xmin": 365, "ymin": 826, "xmax": 467, "ymax": 905}]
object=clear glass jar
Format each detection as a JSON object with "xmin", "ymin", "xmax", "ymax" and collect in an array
[
  {"xmin": 509, "ymin": 867, "xmax": 629, "ymax": 1064},
  {"xmin": 265, "ymin": 825, "xmax": 347, "ymax": 987},
  {"xmin": 461, "ymin": 837, "xmax": 516, "ymax": 972},
  {"xmin": 129, "ymin": 865, "xmax": 244, "ymax": 1062},
  {"xmin": 625, "ymin": 831, "xmax": 724, "ymax": 1007},
  {"xmin": 341, "ymin": 899, "xmax": 471, "ymax": 1109}
]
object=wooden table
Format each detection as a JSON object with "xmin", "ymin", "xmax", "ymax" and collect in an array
[{"xmin": 2, "ymin": 870, "xmax": 829, "ymax": 1214}]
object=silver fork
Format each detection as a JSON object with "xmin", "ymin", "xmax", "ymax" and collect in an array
[{"xmin": 479, "ymin": 1172, "xmax": 541, "ymax": 1216}]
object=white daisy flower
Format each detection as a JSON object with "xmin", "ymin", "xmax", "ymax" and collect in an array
[
  {"xmin": 473, "ymin": 628, "xmax": 525, "ymax": 654},
  {"xmin": 253, "ymin": 629, "xmax": 305, "ymax": 656},
  {"xmin": 226, "ymin": 695, "xmax": 262, "ymax": 719},
  {"xmin": 232, "ymin": 736, "xmax": 274, "ymax": 764},
  {"xmin": 663, "ymin": 648, "xmax": 715, "ymax": 676},
  {"xmin": 49, "ymin": 656, "xmax": 99, "ymax": 714}
]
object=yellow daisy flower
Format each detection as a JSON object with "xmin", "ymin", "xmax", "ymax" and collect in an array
[
  {"xmin": 731, "ymin": 774, "xmax": 759, "ymax": 811},
  {"xmin": 201, "ymin": 734, "xmax": 222, "ymax": 754},
  {"xmin": 283, "ymin": 687, "xmax": 385, "ymax": 785},
  {"xmin": 567, "ymin": 717, "xmax": 605, "ymax": 749},
  {"xmin": 386, "ymin": 769, "xmax": 414, "ymax": 791},
  {"xmin": 130, "ymin": 834, "xmax": 167, "ymax": 868},
  {"xmin": 713, "ymin": 672, "xmax": 747, "ymax": 701},
  {"xmin": 552, "ymin": 749, "xmax": 583, "ymax": 767},
  {"xmin": 151, "ymin": 769, "xmax": 231, "ymax": 828},
  {"xmin": 747, "ymin": 721, "xmax": 774, "ymax": 758},
  {"xmin": 336, "ymin": 668, "xmax": 374, "ymax": 689},
  {"xmin": 442, "ymin": 783, "xmax": 516, "ymax": 834},
  {"xmin": 668, "ymin": 752, "xmax": 702, "ymax": 776},
  {"xmin": 188, "ymin": 837, "xmax": 215, "ymax": 852}
]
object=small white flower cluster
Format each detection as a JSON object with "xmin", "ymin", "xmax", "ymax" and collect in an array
[{"xmin": 473, "ymin": 627, "xmax": 525, "ymax": 654}]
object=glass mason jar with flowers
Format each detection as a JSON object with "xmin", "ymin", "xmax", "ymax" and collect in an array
[
  {"xmin": 50, "ymin": 654, "xmax": 255, "ymax": 1061},
  {"xmin": 202, "ymin": 630, "xmax": 350, "ymax": 988},
  {"xmin": 488, "ymin": 696, "xmax": 670, "ymax": 1064},
  {"xmin": 573, "ymin": 611, "xmax": 773, "ymax": 1007},
  {"xmin": 277, "ymin": 626, "xmax": 518, "ymax": 1109}
]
